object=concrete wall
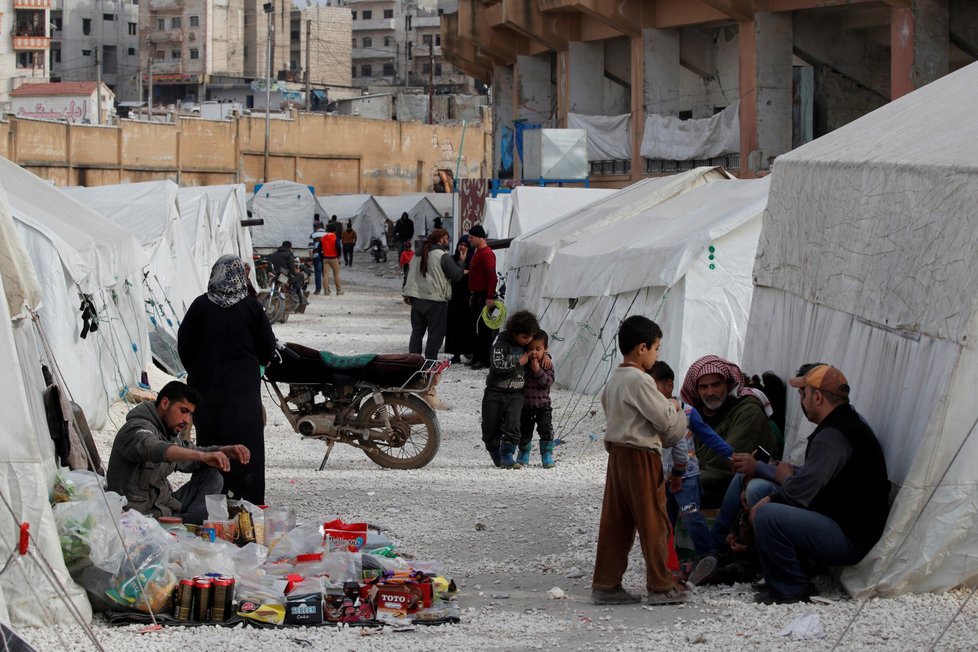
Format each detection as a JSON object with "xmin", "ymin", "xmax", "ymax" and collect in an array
[
  {"xmin": 679, "ymin": 26, "xmax": 740, "ymax": 117},
  {"xmin": 3, "ymin": 110, "xmax": 489, "ymax": 197}
]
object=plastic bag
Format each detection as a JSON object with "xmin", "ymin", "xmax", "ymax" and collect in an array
[
  {"xmin": 53, "ymin": 492, "xmax": 126, "ymax": 574},
  {"xmin": 236, "ymin": 575, "xmax": 287, "ymax": 606},
  {"xmin": 264, "ymin": 506, "xmax": 296, "ymax": 551},
  {"xmin": 205, "ymin": 494, "xmax": 229, "ymax": 521},
  {"xmin": 267, "ymin": 523, "xmax": 324, "ymax": 563},
  {"xmin": 166, "ymin": 536, "xmax": 238, "ymax": 580},
  {"xmin": 321, "ymin": 551, "xmax": 362, "ymax": 584},
  {"xmin": 232, "ymin": 542, "xmax": 269, "ymax": 578},
  {"xmin": 324, "ymin": 519, "xmax": 367, "ymax": 552},
  {"xmin": 51, "ymin": 469, "xmax": 105, "ymax": 503}
]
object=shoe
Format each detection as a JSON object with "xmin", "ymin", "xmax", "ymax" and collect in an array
[
  {"xmin": 754, "ymin": 589, "xmax": 812, "ymax": 605},
  {"xmin": 591, "ymin": 587, "xmax": 640, "ymax": 605},
  {"xmin": 516, "ymin": 444, "xmax": 532, "ymax": 466},
  {"xmin": 314, "ymin": 289, "xmax": 321, "ymax": 295},
  {"xmin": 647, "ymin": 588, "xmax": 687, "ymax": 606},
  {"xmin": 337, "ymin": 290, "xmax": 345, "ymax": 295},
  {"xmin": 324, "ymin": 291, "xmax": 331, "ymax": 296},
  {"xmin": 498, "ymin": 443, "xmax": 523, "ymax": 469},
  {"xmin": 423, "ymin": 389, "xmax": 452, "ymax": 411},
  {"xmin": 687, "ymin": 555, "xmax": 718, "ymax": 586},
  {"xmin": 540, "ymin": 440, "xmax": 556, "ymax": 468},
  {"xmin": 450, "ymin": 355, "xmax": 461, "ymax": 364},
  {"xmin": 487, "ymin": 449, "xmax": 501, "ymax": 467}
]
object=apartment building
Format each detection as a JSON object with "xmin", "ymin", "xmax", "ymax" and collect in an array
[
  {"xmin": 0, "ymin": 0, "xmax": 52, "ymax": 107},
  {"xmin": 50, "ymin": 0, "xmax": 140, "ymax": 101},
  {"xmin": 288, "ymin": 4, "xmax": 353, "ymax": 90}
]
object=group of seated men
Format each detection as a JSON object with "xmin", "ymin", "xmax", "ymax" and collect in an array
[{"xmin": 680, "ymin": 356, "xmax": 890, "ymax": 604}]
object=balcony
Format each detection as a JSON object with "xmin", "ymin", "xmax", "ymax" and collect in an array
[
  {"xmin": 414, "ymin": 16, "xmax": 440, "ymax": 28},
  {"xmin": 13, "ymin": 0, "xmax": 50, "ymax": 8},
  {"xmin": 150, "ymin": 30, "xmax": 183, "ymax": 43},
  {"xmin": 353, "ymin": 18, "xmax": 396, "ymax": 31},
  {"xmin": 12, "ymin": 35, "xmax": 50, "ymax": 50},
  {"xmin": 352, "ymin": 45, "xmax": 395, "ymax": 59},
  {"xmin": 149, "ymin": 0, "xmax": 181, "ymax": 10}
]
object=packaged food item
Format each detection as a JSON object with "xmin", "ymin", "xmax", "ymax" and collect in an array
[
  {"xmin": 238, "ymin": 602, "xmax": 285, "ymax": 625},
  {"xmin": 264, "ymin": 507, "xmax": 296, "ymax": 550},
  {"xmin": 285, "ymin": 592, "xmax": 324, "ymax": 625},
  {"xmin": 323, "ymin": 519, "xmax": 367, "ymax": 552}
]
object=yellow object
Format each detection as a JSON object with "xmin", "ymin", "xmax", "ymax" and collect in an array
[
  {"xmin": 481, "ymin": 299, "xmax": 506, "ymax": 330},
  {"xmin": 239, "ymin": 603, "xmax": 285, "ymax": 625}
]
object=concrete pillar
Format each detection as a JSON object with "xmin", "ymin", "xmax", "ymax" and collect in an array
[
  {"xmin": 516, "ymin": 53, "xmax": 553, "ymax": 126},
  {"xmin": 630, "ymin": 34, "xmax": 645, "ymax": 181},
  {"xmin": 739, "ymin": 12, "xmax": 792, "ymax": 178},
  {"xmin": 493, "ymin": 64, "xmax": 515, "ymax": 178},
  {"xmin": 891, "ymin": 0, "xmax": 949, "ymax": 100},
  {"xmin": 644, "ymin": 28, "xmax": 680, "ymax": 117},
  {"xmin": 567, "ymin": 42, "xmax": 604, "ymax": 115}
]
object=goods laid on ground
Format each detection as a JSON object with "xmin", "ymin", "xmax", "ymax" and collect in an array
[{"xmin": 51, "ymin": 470, "xmax": 460, "ymax": 629}]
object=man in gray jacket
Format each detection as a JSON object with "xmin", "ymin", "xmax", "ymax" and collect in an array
[{"xmin": 106, "ymin": 381, "xmax": 250, "ymax": 524}]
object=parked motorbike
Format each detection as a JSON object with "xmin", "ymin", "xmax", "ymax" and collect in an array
[
  {"xmin": 369, "ymin": 238, "xmax": 388, "ymax": 263},
  {"xmin": 264, "ymin": 342, "xmax": 449, "ymax": 470}
]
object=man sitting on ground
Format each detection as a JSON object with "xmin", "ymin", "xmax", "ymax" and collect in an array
[
  {"xmin": 748, "ymin": 364, "xmax": 890, "ymax": 603},
  {"xmin": 106, "ymin": 381, "xmax": 251, "ymax": 525},
  {"xmin": 680, "ymin": 355, "xmax": 781, "ymax": 508}
]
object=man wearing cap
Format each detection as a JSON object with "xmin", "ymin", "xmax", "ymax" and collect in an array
[
  {"xmin": 680, "ymin": 355, "xmax": 781, "ymax": 508},
  {"xmin": 466, "ymin": 224, "xmax": 497, "ymax": 370},
  {"xmin": 744, "ymin": 363, "xmax": 890, "ymax": 603}
]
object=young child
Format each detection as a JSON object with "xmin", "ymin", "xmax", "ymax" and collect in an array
[
  {"xmin": 481, "ymin": 310, "xmax": 539, "ymax": 469},
  {"xmin": 518, "ymin": 330, "xmax": 556, "ymax": 468},
  {"xmin": 399, "ymin": 240, "xmax": 414, "ymax": 288},
  {"xmin": 591, "ymin": 316, "xmax": 688, "ymax": 606}
]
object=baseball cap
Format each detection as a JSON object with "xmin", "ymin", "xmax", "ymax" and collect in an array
[
  {"xmin": 788, "ymin": 364, "xmax": 850, "ymax": 398},
  {"xmin": 468, "ymin": 224, "xmax": 487, "ymax": 239}
]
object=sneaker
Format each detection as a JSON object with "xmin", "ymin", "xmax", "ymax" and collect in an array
[
  {"xmin": 591, "ymin": 587, "xmax": 640, "ymax": 605},
  {"xmin": 646, "ymin": 588, "xmax": 687, "ymax": 606},
  {"xmin": 687, "ymin": 555, "xmax": 718, "ymax": 586},
  {"xmin": 337, "ymin": 290, "xmax": 345, "ymax": 295},
  {"xmin": 314, "ymin": 289, "xmax": 321, "ymax": 295}
]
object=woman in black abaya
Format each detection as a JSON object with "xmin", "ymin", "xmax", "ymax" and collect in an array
[{"xmin": 178, "ymin": 255, "xmax": 276, "ymax": 504}]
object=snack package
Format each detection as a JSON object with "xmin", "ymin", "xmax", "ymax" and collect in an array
[
  {"xmin": 323, "ymin": 519, "xmax": 368, "ymax": 552},
  {"xmin": 51, "ymin": 469, "xmax": 104, "ymax": 503}
]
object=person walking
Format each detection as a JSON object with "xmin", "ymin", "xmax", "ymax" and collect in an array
[
  {"xmin": 177, "ymin": 255, "xmax": 276, "ymax": 504},
  {"xmin": 402, "ymin": 228, "xmax": 463, "ymax": 360},
  {"xmin": 320, "ymin": 223, "xmax": 344, "ymax": 295},
  {"xmin": 341, "ymin": 220, "xmax": 357, "ymax": 266}
]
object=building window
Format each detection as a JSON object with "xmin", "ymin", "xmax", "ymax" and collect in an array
[
  {"xmin": 406, "ymin": 15, "xmax": 412, "ymax": 31},
  {"xmin": 190, "ymin": 16, "xmax": 199, "ymax": 27},
  {"xmin": 51, "ymin": 47, "xmax": 61, "ymax": 64},
  {"xmin": 128, "ymin": 22, "xmax": 136, "ymax": 35},
  {"xmin": 383, "ymin": 63, "xmax": 394, "ymax": 76},
  {"xmin": 128, "ymin": 47, "xmax": 135, "ymax": 56},
  {"xmin": 422, "ymin": 34, "xmax": 432, "ymax": 46},
  {"xmin": 384, "ymin": 9, "xmax": 393, "ymax": 18},
  {"xmin": 51, "ymin": 16, "xmax": 62, "ymax": 31},
  {"xmin": 361, "ymin": 64, "xmax": 372, "ymax": 77},
  {"xmin": 82, "ymin": 18, "xmax": 91, "ymax": 35},
  {"xmin": 407, "ymin": 41, "xmax": 412, "ymax": 60},
  {"xmin": 190, "ymin": 48, "xmax": 199, "ymax": 60},
  {"xmin": 422, "ymin": 63, "xmax": 430, "ymax": 74},
  {"xmin": 171, "ymin": 17, "xmax": 181, "ymax": 29},
  {"xmin": 82, "ymin": 49, "xmax": 92, "ymax": 56},
  {"xmin": 352, "ymin": 65, "xmax": 357, "ymax": 78},
  {"xmin": 157, "ymin": 18, "xmax": 165, "ymax": 30},
  {"xmin": 154, "ymin": 50, "xmax": 164, "ymax": 60},
  {"xmin": 435, "ymin": 34, "xmax": 441, "ymax": 46},
  {"xmin": 352, "ymin": 38, "xmax": 357, "ymax": 48},
  {"xmin": 435, "ymin": 63, "xmax": 442, "ymax": 76},
  {"xmin": 171, "ymin": 49, "xmax": 181, "ymax": 59},
  {"xmin": 362, "ymin": 10, "xmax": 372, "ymax": 19},
  {"xmin": 384, "ymin": 36, "xmax": 392, "ymax": 46},
  {"xmin": 351, "ymin": 10, "xmax": 356, "ymax": 19},
  {"xmin": 103, "ymin": 13, "xmax": 115, "ymax": 21},
  {"xmin": 362, "ymin": 36, "xmax": 371, "ymax": 48}
]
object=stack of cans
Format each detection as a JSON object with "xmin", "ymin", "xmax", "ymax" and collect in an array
[{"xmin": 174, "ymin": 574, "xmax": 235, "ymax": 622}]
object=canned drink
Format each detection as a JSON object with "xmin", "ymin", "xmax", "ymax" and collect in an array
[
  {"xmin": 192, "ymin": 577, "xmax": 213, "ymax": 622},
  {"xmin": 211, "ymin": 577, "xmax": 234, "ymax": 622},
  {"xmin": 175, "ymin": 579, "xmax": 194, "ymax": 621}
]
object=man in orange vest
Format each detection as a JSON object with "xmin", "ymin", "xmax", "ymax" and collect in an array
[{"xmin": 320, "ymin": 223, "xmax": 344, "ymax": 295}]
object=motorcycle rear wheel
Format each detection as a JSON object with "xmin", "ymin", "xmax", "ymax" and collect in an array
[
  {"xmin": 263, "ymin": 293, "xmax": 286, "ymax": 324},
  {"xmin": 358, "ymin": 393, "xmax": 440, "ymax": 469}
]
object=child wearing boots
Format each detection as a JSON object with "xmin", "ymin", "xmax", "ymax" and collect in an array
[
  {"xmin": 481, "ymin": 310, "xmax": 539, "ymax": 469},
  {"xmin": 591, "ymin": 316, "xmax": 688, "ymax": 606},
  {"xmin": 518, "ymin": 330, "xmax": 556, "ymax": 468}
]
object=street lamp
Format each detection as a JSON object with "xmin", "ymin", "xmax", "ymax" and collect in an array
[{"xmin": 263, "ymin": 2, "xmax": 274, "ymax": 183}]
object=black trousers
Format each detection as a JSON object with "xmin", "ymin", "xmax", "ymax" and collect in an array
[
  {"xmin": 519, "ymin": 405, "xmax": 554, "ymax": 447},
  {"xmin": 469, "ymin": 290, "xmax": 497, "ymax": 365},
  {"xmin": 481, "ymin": 387, "xmax": 524, "ymax": 450},
  {"xmin": 409, "ymin": 299, "xmax": 448, "ymax": 360},
  {"xmin": 343, "ymin": 243, "xmax": 355, "ymax": 266}
]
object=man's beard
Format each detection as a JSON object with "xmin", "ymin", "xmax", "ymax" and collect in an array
[{"xmin": 702, "ymin": 395, "xmax": 726, "ymax": 411}]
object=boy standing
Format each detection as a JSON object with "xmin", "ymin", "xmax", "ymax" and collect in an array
[
  {"xmin": 518, "ymin": 330, "xmax": 556, "ymax": 468},
  {"xmin": 591, "ymin": 316, "xmax": 688, "ymax": 605}
]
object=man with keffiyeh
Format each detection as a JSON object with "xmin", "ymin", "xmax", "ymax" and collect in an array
[{"xmin": 680, "ymin": 355, "xmax": 781, "ymax": 509}]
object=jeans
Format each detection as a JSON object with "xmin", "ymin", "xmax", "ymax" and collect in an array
[
  {"xmin": 709, "ymin": 474, "xmax": 780, "ymax": 553},
  {"xmin": 667, "ymin": 476, "xmax": 712, "ymax": 557},
  {"xmin": 519, "ymin": 405, "xmax": 554, "ymax": 446},
  {"xmin": 753, "ymin": 503, "xmax": 864, "ymax": 598},
  {"xmin": 481, "ymin": 388, "xmax": 523, "ymax": 449},
  {"xmin": 312, "ymin": 256, "xmax": 323, "ymax": 292},
  {"xmin": 343, "ymin": 243, "xmax": 354, "ymax": 266},
  {"xmin": 173, "ymin": 468, "xmax": 224, "ymax": 525}
]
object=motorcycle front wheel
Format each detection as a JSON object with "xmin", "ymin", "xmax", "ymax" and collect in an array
[
  {"xmin": 263, "ymin": 292, "xmax": 285, "ymax": 324},
  {"xmin": 357, "ymin": 393, "xmax": 440, "ymax": 469}
]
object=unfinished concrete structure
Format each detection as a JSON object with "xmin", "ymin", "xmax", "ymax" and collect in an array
[{"xmin": 442, "ymin": 0, "xmax": 974, "ymax": 184}]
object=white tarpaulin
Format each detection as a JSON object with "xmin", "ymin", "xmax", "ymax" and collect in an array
[
  {"xmin": 0, "ymin": 181, "xmax": 92, "ymax": 627},
  {"xmin": 178, "ymin": 184, "xmax": 256, "ymax": 283},
  {"xmin": 318, "ymin": 194, "xmax": 389, "ymax": 251},
  {"xmin": 568, "ymin": 113, "xmax": 631, "ymax": 160},
  {"xmin": 375, "ymin": 195, "xmax": 441, "ymax": 239},
  {"xmin": 508, "ymin": 186, "xmax": 618, "ymax": 239},
  {"xmin": 249, "ymin": 181, "xmax": 328, "ymax": 248},
  {"xmin": 641, "ymin": 101, "xmax": 739, "ymax": 160},
  {"xmin": 0, "ymin": 158, "xmax": 149, "ymax": 429},
  {"xmin": 742, "ymin": 61, "xmax": 978, "ymax": 598}
]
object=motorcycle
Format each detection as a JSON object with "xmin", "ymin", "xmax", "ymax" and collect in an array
[
  {"xmin": 258, "ymin": 269, "xmax": 289, "ymax": 324},
  {"xmin": 369, "ymin": 238, "xmax": 388, "ymax": 263},
  {"xmin": 264, "ymin": 341, "xmax": 450, "ymax": 470}
]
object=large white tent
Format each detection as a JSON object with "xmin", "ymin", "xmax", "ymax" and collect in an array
[
  {"xmin": 528, "ymin": 176, "xmax": 768, "ymax": 395},
  {"xmin": 375, "ymin": 195, "xmax": 441, "ymax": 239},
  {"xmin": 317, "ymin": 194, "xmax": 389, "ymax": 251},
  {"xmin": 742, "ymin": 61, "xmax": 978, "ymax": 598},
  {"xmin": 249, "ymin": 180, "xmax": 327, "ymax": 248},
  {"xmin": 0, "ymin": 158, "xmax": 149, "ymax": 429},
  {"xmin": 0, "ymin": 180, "xmax": 92, "ymax": 628},
  {"xmin": 178, "ymin": 184, "xmax": 255, "ymax": 280}
]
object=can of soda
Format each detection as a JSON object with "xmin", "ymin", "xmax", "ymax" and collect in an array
[
  {"xmin": 175, "ymin": 579, "xmax": 194, "ymax": 621},
  {"xmin": 211, "ymin": 577, "xmax": 234, "ymax": 622},
  {"xmin": 192, "ymin": 577, "xmax": 213, "ymax": 622}
]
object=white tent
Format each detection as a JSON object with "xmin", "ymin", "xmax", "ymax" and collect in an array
[
  {"xmin": 507, "ymin": 186, "xmax": 618, "ymax": 239},
  {"xmin": 531, "ymin": 176, "xmax": 768, "ymax": 395},
  {"xmin": 742, "ymin": 61, "xmax": 978, "ymax": 598},
  {"xmin": 0, "ymin": 180, "xmax": 92, "ymax": 628},
  {"xmin": 0, "ymin": 157, "xmax": 149, "ymax": 429},
  {"xmin": 482, "ymin": 195, "xmax": 511, "ymax": 241},
  {"xmin": 317, "ymin": 194, "xmax": 389, "ymax": 251},
  {"xmin": 178, "ymin": 184, "xmax": 256, "ymax": 281},
  {"xmin": 403, "ymin": 192, "xmax": 455, "ymax": 240},
  {"xmin": 375, "ymin": 195, "xmax": 441, "ymax": 239},
  {"xmin": 249, "ymin": 180, "xmax": 327, "ymax": 248}
]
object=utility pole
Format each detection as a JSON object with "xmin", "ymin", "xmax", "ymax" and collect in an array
[
  {"xmin": 263, "ymin": 3, "xmax": 274, "ymax": 183},
  {"xmin": 95, "ymin": 46, "xmax": 103, "ymax": 125},
  {"xmin": 428, "ymin": 43, "xmax": 434, "ymax": 125},
  {"xmin": 148, "ymin": 59, "xmax": 153, "ymax": 119},
  {"xmin": 304, "ymin": 19, "xmax": 311, "ymax": 111}
]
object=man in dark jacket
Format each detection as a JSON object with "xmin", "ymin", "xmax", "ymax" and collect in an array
[
  {"xmin": 105, "ymin": 381, "xmax": 251, "ymax": 524},
  {"xmin": 749, "ymin": 364, "xmax": 890, "ymax": 603},
  {"xmin": 267, "ymin": 240, "xmax": 308, "ymax": 306},
  {"xmin": 393, "ymin": 212, "xmax": 414, "ymax": 253}
]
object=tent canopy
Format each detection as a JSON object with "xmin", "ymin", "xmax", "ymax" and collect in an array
[
  {"xmin": 375, "ymin": 195, "xmax": 441, "ymax": 238},
  {"xmin": 317, "ymin": 194, "xmax": 388, "ymax": 250},
  {"xmin": 507, "ymin": 186, "xmax": 617, "ymax": 239},
  {"xmin": 742, "ymin": 60, "xmax": 978, "ymax": 598},
  {"xmin": 249, "ymin": 180, "xmax": 327, "ymax": 248}
]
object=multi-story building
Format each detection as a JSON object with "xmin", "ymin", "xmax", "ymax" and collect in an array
[
  {"xmin": 348, "ymin": 0, "xmax": 400, "ymax": 87},
  {"xmin": 288, "ymin": 4, "xmax": 353, "ymax": 90},
  {"xmin": 50, "ymin": 0, "xmax": 141, "ymax": 102},
  {"xmin": 0, "ymin": 0, "xmax": 53, "ymax": 107}
]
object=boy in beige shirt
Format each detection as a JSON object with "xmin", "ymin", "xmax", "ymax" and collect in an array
[{"xmin": 592, "ymin": 315, "xmax": 689, "ymax": 605}]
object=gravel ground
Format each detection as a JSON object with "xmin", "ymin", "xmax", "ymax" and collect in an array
[{"xmin": 21, "ymin": 254, "xmax": 978, "ymax": 651}]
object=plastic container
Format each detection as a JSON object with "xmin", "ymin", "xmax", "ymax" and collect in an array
[
  {"xmin": 294, "ymin": 553, "xmax": 328, "ymax": 579},
  {"xmin": 159, "ymin": 516, "xmax": 185, "ymax": 536},
  {"xmin": 264, "ymin": 506, "xmax": 296, "ymax": 550}
]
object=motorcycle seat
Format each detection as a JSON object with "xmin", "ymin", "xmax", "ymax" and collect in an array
[{"xmin": 320, "ymin": 350, "xmax": 377, "ymax": 370}]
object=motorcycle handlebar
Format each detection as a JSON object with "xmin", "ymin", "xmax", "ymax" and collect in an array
[{"xmin": 275, "ymin": 340, "xmax": 301, "ymax": 359}]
